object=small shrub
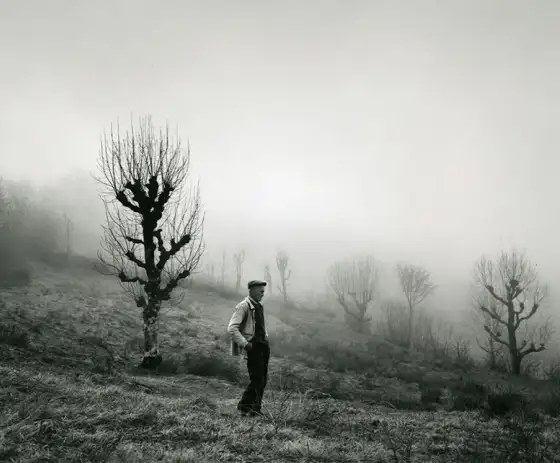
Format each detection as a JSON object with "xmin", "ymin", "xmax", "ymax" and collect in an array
[
  {"xmin": 267, "ymin": 364, "xmax": 308, "ymax": 392},
  {"xmin": 378, "ymin": 419, "xmax": 419, "ymax": 462},
  {"xmin": 182, "ymin": 352, "xmax": 240, "ymax": 383},
  {"xmin": 123, "ymin": 336, "xmax": 144, "ymax": 358},
  {"xmin": 395, "ymin": 366, "xmax": 426, "ymax": 384},
  {"xmin": 543, "ymin": 356, "xmax": 560, "ymax": 383},
  {"xmin": 398, "ymin": 397, "xmax": 427, "ymax": 410},
  {"xmin": 159, "ymin": 358, "xmax": 179, "ymax": 374},
  {"xmin": 419, "ymin": 384, "xmax": 442, "ymax": 407},
  {"xmin": 521, "ymin": 357, "xmax": 543, "ymax": 377},
  {"xmin": 0, "ymin": 267, "xmax": 31, "ymax": 288},
  {"xmin": 450, "ymin": 380, "xmax": 487, "ymax": 411},
  {"xmin": 540, "ymin": 388, "xmax": 560, "ymax": 417},
  {"xmin": 317, "ymin": 374, "xmax": 344, "ymax": 398},
  {"xmin": 296, "ymin": 398, "xmax": 341, "ymax": 435},
  {"xmin": 486, "ymin": 387, "xmax": 526, "ymax": 417},
  {"xmin": 82, "ymin": 335, "xmax": 116, "ymax": 375},
  {"xmin": 452, "ymin": 339, "xmax": 476, "ymax": 371},
  {"xmin": 0, "ymin": 323, "xmax": 30, "ymax": 348},
  {"xmin": 262, "ymin": 385, "xmax": 342, "ymax": 436},
  {"xmin": 272, "ymin": 329, "xmax": 382, "ymax": 374},
  {"xmin": 371, "ymin": 393, "xmax": 423, "ymax": 411},
  {"xmin": 501, "ymin": 411, "xmax": 551, "ymax": 462}
]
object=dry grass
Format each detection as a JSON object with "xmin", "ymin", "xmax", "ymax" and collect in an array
[
  {"xmin": 1, "ymin": 263, "xmax": 560, "ymax": 462},
  {"xmin": 2, "ymin": 360, "xmax": 559, "ymax": 462}
]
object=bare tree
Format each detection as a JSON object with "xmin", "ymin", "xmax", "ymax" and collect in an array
[
  {"xmin": 233, "ymin": 249, "xmax": 245, "ymax": 292},
  {"xmin": 264, "ymin": 264, "xmax": 272, "ymax": 295},
  {"xmin": 276, "ymin": 251, "xmax": 291, "ymax": 303},
  {"xmin": 95, "ymin": 116, "xmax": 204, "ymax": 369},
  {"xmin": 396, "ymin": 263, "xmax": 436, "ymax": 351},
  {"xmin": 220, "ymin": 249, "xmax": 227, "ymax": 288},
  {"xmin": 328, "ymin": 256, "xmax": 378, "ymax": 333},
  {"xmin": 473, "ymin": 250, "xmax": 550, "ymax": 375}
]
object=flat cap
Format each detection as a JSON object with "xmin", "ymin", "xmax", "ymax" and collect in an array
[{"xmin": 248, "ymin": 279, "xmax": 267, "ymax": 289}]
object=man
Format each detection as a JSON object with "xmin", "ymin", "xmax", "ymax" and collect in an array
[{"xmin": 227, "ymin": 279, "xmax": 269, "ymax": 416}]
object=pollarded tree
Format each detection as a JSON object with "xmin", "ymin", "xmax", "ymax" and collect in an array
[
  {"xmin": 276, "ymin": 251, "xmax": 291, "ymax": 303},
  {"xmin": 96, "ymin": 117, "xmax": 204, "ymax": 369},
  {"xmin": 396, "ymin": 263, "xmax": 436, "ymax": 351},
  {"xmin": 474, "ymin": 250, "xmax": 549, "ymax": 376},
  {"xmin": 328, "ymin": 256, "xmax": 378, "ymax": 333}
]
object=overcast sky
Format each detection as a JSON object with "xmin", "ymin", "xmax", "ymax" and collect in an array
[{"xmin": 1, "ymin": 0, "xmax": 559, "ymax": 305}]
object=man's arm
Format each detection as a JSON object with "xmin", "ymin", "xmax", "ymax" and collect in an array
[{"xmin": 227, "ymin": 302, "xmax": 249, "ymax": 349}]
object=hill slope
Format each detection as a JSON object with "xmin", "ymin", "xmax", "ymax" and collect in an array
[{"xmin": 1, "ymin": 262, "xmax": 560, "ymax": 462}]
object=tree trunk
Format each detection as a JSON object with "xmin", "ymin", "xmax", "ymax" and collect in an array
[
  {"xmin": 344, "ymin": 311, "xmax": 371, "ymax": 334},
  {"xmin": 235, "ymin": 275, "xmax": 241, "ymax": 293},
  {"xmin": 407, "ymin": 303, "xmax": 414, "ymax": 351},
  {"xmin": 140, "ymin": 300, "xmax": 162, "ymax": 369},
  {"xmin": 65, "ymin": 221, "xmax": 72, "ymax": 260},
  {"xmin": 488, "ymin": 340, "xmax": 496, "ymax": 369},
  {"xmin": 511, "ymin": 351, "xmax": 522, "ymax": 375},
  {"xmin": 507, "ymin": 303, "xmax": 521, "ymax": 375},
  {"xmin": 281, "ymin": 279, "xmax": 288, "ymax": 303}
]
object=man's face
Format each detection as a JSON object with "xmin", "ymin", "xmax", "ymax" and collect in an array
[{"xmin": 250, "ymin": 285, "xmax": 266, "ymax": 302}]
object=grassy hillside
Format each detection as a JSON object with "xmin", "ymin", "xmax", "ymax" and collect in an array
[{"xmin": 1, "ymin": 261, "xmax": 560, "ymax": 462}]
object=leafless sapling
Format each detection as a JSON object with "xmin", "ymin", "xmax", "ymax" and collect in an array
[
  {"xmin": 205, "ymin": 262, "xmax": 215, "ymax": 281},
  {"xmin": 220, "ymin": 249, "xmax": 227, "ymax": 288},
  {"xmin": 95, "ymin": 116, "xmax": 204, "ymax": 369},
  {"xmin": 276, "ymin": 251, "xmax": 291, "ymax": 303},
  {"xmin": 396, "ymin": 263, "xmax": 436, "ymax": 351},
  {"xmin": 328, "ymin": 256, "xmax": 378, "ymax": 333},
  {"xmin": 264, "ymin": 264, "xmax": 272, "ymax": 295},
  {"xmin": 474, "ymin": 250, "xmax": 550, "ymax": 375},
  {"xmin": 233, "ymin": 249, "xmax": 245, "ymax": 293}
]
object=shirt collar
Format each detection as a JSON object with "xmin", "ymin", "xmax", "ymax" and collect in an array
[{"xmin": 248, "ymin": 296, "xmax": 262, "ymax": 307}]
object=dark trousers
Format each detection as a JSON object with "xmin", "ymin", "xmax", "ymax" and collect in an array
[{"xmin": 238, "ymin": 341, "xmax": 270, "ymax": 413}]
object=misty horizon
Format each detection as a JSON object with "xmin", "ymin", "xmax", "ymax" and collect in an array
[{"xmin": 1, "ymin": 1, "xmax": 559, "ymax": 321}]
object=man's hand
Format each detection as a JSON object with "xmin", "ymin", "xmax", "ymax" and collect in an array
[{"xmin": 244, "ymin": 342, "xmax": 253, "ymax": 352}]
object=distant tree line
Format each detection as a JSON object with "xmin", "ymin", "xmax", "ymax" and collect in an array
[
  {"xmin": 0, "ymin": 179, "xmax": 75, "ymax": 286},
  {"xmin": 327, "ymin": 250, "xmax": 551, "ymax": 376}
]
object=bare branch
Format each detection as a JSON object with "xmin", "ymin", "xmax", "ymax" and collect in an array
[
  {"xmin": 519, "ymin": 342, "xmax": 546, "ymax": 358},
  {"xmin": 483, "ymin": 324, "xmax": 509, "ymax": 348},
  {"xmin": 477, "ymin": 303, "xmax": 508, "ymax": 327}
]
